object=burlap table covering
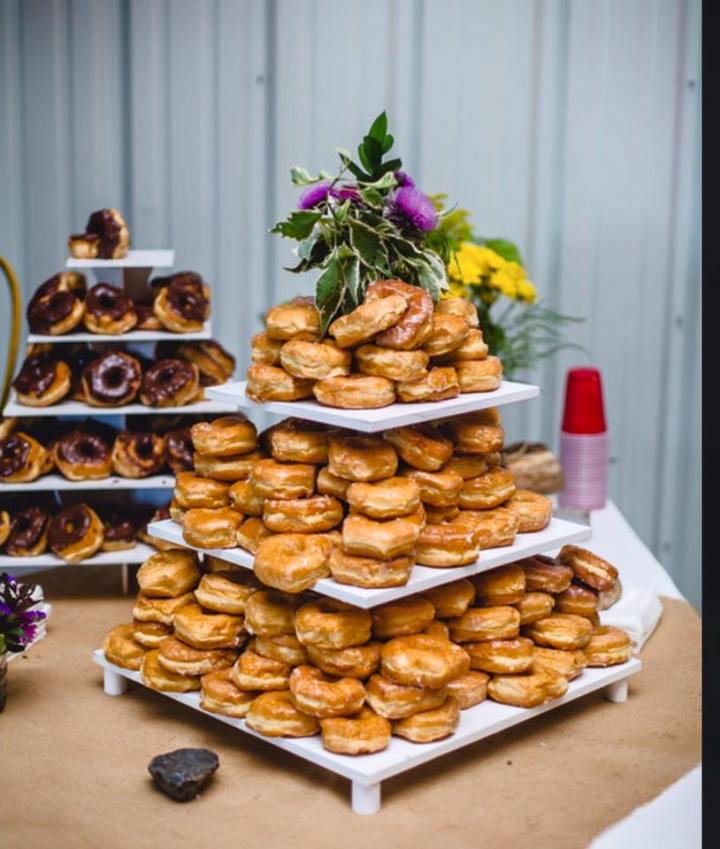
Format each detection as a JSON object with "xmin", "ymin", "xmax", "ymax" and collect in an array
[{"xmin": 1, "ymin": 567, "xmax": 700, "ymax": 849}]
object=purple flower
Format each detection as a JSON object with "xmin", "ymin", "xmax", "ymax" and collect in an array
[
  {"xmin": 335, "ymin": 184, "xmax": 360, "ymax": 202},
  {"xmin": 297, "ymin": 181, "xmax": 333, "ymax": 210},
  {"xmin": 394, "ymin": 170, "xmax": 415, "ymax": 188},
  {"xmin": 385, "ymin": 186, "xmax": 438, "ymax": 232},
  {"xmin": 0, "ymin": 601, "xmax": 12, "ymax": 617}
]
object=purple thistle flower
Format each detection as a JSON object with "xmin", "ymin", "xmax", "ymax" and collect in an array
[
  {"xmin": 297, "ymin": 181, "xmax": 333, "ymax": 210},
  {"xmin": 394, "ymin": 170, "xmax": 415, "ymax": 188},
  {"xmin": 335, "ymin": 184, "xmax": 360, "ymax": 202},
  {"xmin": 385, "ymin": 186, "xmax": 438, "ymax": 232}
]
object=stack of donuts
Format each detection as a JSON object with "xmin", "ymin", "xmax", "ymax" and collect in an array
[
  {"xmin": 101, "ymin": 544, "xmax": 630, "ymax": 755},
  {"xmin": 168, "ymin": 410, "xmax": 553, "ymax": 591},
  {"xmin": 67, "ymin": 208, "xmax": 131, "ymax": 260},
  {"xmin": 26, "ymin": 269, "xmax": 211, "ymax": 337},
  {"xmin": 247, "ymin": 284, "xmax": 502, "ymax": 409}
]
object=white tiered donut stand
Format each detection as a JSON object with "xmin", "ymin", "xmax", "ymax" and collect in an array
[{"xmin": 95, "ymin": 376, "xmax": 642, "ymax": 813}]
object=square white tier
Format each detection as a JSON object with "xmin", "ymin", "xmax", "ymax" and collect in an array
[
  {"xmin": 0, "ymin": 542, "xmax": 156, "ymax": 570},
  {"xmin": 27, "ymin": 321, "xmax": 212, "ymax": 344},
  {"xmin": 65, "ymin": 249, "xmax": 174, "ymax": 269},
  {"xmin": 205, "ymin": 379, "xmax": 539, "ymax": 432},
  {"xmin": 147, "ymin": 517, "xmax": 591, "ymax": 608},
  {"xmin": 0, "ymin": 474, "xmax": 175, "ymax": 492},
  {"xmin": 3, "ymin": 393, "xmax": 237, "ymax": 417}
]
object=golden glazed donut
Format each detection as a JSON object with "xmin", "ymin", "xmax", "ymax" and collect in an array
[
  {"xmin": 392, "ymin": 696, "xmax": 460, "ymax": 743},
  {"xmin": 444, "ymin": 408, "xmax": 504, "ymax": 454},
  {"xmin": 132, "ymin": 619, "xmax": 173, "ymax": 649},
  {"xmin": 141, "ymin": 649, "xmax": 200, "ymax": 693},
  {"xmin": 252, "ymin": 634, "xmax": 309, "ymax": 667},
  {"xmin": 246, "ymin": 363, "xmax": 315, "ymax": 402},
  {"xmin": 173, "ymin": 603, "xmax": 246, "ymax": 650},
  {"xmin": 169, "ymin": 498, "xmax": 186, "ymax": 525},
  {"xmin": 487, "ymin": 670, "xmax": 564, "ymax": 708},
  {"xmin": 448, "ymin": 606, "xmax": 521, "ymax": 642},
  {"xmin": 194, "ymin": 571, "xmax": 259, "ymax": 614},
  {"xmin": 504, "ymin": 489, "xmax": 553, "ymax": 532},
  {"xmin": 320, "ymin": 707, "xmax": 392, "ymax": 755},
  {"xmin": 280, "ymin": 338, "xmax": 351, "ymax": 380},
  {"xmin": 346, "ymin": 477, "xmax": 420, "ymax": 519},
  {"xmin": 453, "ymin": 508, "xmax": 519, "ymax": 550},
  {"xmin": 313, "ymin": 374, "xmax": 396, "ymax": 409},
  {"xmin": 396, "ymin": 366, "xmax": 460, "ymax": 403},
  {"xmin": 515, "ymin": 591, "xmax": 556, "ymax": 625},
  {"xmin": 435, "ymin": 296, "xmax": 479, "ymax": 327},
  {"xmin": 453, "ymin": 357, "xmax": 502, "ymax": 392},
  {"xmin": 316, "ymin": 466, "xmax": 351, "ymax": 499},
  {"xmin": 200, "ymin": 667, "xmax": 256, "ymax": 718},
  {"xmin": 473, "ymin": 564, "xmax": 526, "ymax": 605},
  {"xmin": 384, "ymin": 424, "xmax": 453, "ymax": 472},
  {"xmin": 424, "ymin": 504, "xmax": 461, "ymax": 524},
  {"xmin": 246, "ymin": 690, "xmax": 320, "ymax": 738},
  {"xmin": 193, "ymin": 449, "xmax": 265, "ymax": 482},
  {"xmin": 103, "ymin": 623, "xmax": 146, "ymax": 670},
  {"xmin": 182, "ymin": 507, "xmax": 243, "ymax": 548},
  {"xmin": 381, "ymin": 634, "xmax": 470, "ymax": 689},
  {"xmin": 328, "ymin": 294, "xmax": 407, "ymax": 348},
  {"xmin": 524, "ymin": 613, "xmax": 594, "ymax": 650},
  {"xmin": 554, "ymin": 583, "xmax": 599, "ymax": 619},
  {"xmin": 446, "ymin": 671, "xmax": 489, "ymax": 709},
  {"xmin": 420, "ymin": 579, "xmax": 476, "ymax": 619},
  {"xmin": 371, "ymin": 597, "xmax": 436, "ymax": 639},
  {"xmin": 532, "ymin": 646, "xmax": 587, "ymax": 681},
  {"xmin": 244, "ymin": 590, "xmax": 302, "ymax": 637},
  {"xmin": 132, "ymin": 592, "xmax": 195, "ymax": 625},
  {"xmin": 289, "ymin": 665, "xmax": 366, "ymax": 718},
  {"xmin": 249, "ymin": 458, "xmax": 316, "ymax": 499},
  {"xmin": 422, "ymin": 314, "xmax": 469, "ymax": 357},
  {"xmin": 414, "ymin": 520, "xmax": 479, "ymax": 567},
  {"xmin": 520, "ymin": 555, "xmax": 574, "ymax": 593},
  {"xmin": 404, "ymin": 468, "xmax": 464, "ymax": 507},
  {"xmin": 264, "ymin": 418, "xmax": 332, "ymax": 464},
  {"xmin": 295, "ymin": 599, "xmax": 372, "ymax": 649},
  {"xmin": 254, "ymin": 533, "xmax": 330, "ymax": 593},
  {"xmin": 365, "ymin": 674, "xmax": 447, "ymax": 720},
  {"xmin": 136, "ymin": 549, "xmax": 201, "ymax": 598},
  {"xmin": 228, "ymin": 480, "xmax": 264, "ymax": 516},
  {"xmin": 190, "ymin": 416, "xmax": 257, "ymax": 457},
  {"xmin": 354, "ymin": 345, "xmax": 429, "ymax": 382},
  {"xmin": 251, "ymin": 331, "xmax": 285, "ymax": 365},
  {"xmin": 583, "ymin": 625, "xmax": 632, "ymax": 666},
  {"xmin": 464, "ymin": 637, "xmax": 535, "ymax": 674},
  {"xmin": 557, "ymin": 545, "xmax": 619, "ymax": 591},
  {"xmin": 263, "ymin": 495, "xmax": 343, "ymax": 533},
  {"xmin": 173, "ymin": 472, "xmax": 230, "ymax": 509},
  {"xmin": 433, "ymin": 329, "xmax": 488, "ymax": 364},
  {"xmin": 342, "ymin": 507, "xmax": 425, "ymax": 561},
  {"xmin": 597, "ymin": 578, "xmax": 623, "ymax": 610},
  {"xmin": 157, "ymin": 637, "xmax": 237, "ymax": 676},
  {"xmin": 458, "ymin": 466, "xmax": 516, "ymax": 510},
  {"xmin": 328, "ymin": 435, "xmax": 398, "ymax": 482},
  {"xmin": 328, "ymin": 547, "xmax": 414, "ymax": 588},
  {"xmin": 423, "ymin": 620, "xmax": 450, "ymax": 638},
  {"xmin": 365, "ymin": 279, "xmax": 434, "ymax": 350},
  {"xmin": 230, "ymin": 648, "xmax": 291, "ymax": 691},
  {"xmin": 306, "ymin": 642, "xmax": 381, "ymax": 680},
  {"xmin": 236, "ymin": 517, "xmax": 272, "ymax": 553},
  {"xmin": 264, "ymin": 300, "xmax": 321, "ymax": 341}
]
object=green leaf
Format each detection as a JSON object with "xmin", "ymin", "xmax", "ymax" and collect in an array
[
  {"xmin": 315, "ymin": 255, "xmax": 346, "ymax": 335},
  {"xmin": 368, "ymin": 111, "xmax": 388, "ymax": 143},
  {"xmin": 362, "ymin": 136, "xmax": 383, "ymax": 166},
  {"xmin": 270, "ymin": 210, "xmax": 322, "ymax": 240},
  {"xmin": 360, "ymin": 170, "xmax": 398, "ymax": 190},
  {"xmin": 483, "ymin": 238, "xmax": 524, "ymax": 266},
  {"xmin": 357, "ymin": 143, "xmax": 372, "ymax": 174},
  {"xmin": 349, "ymin": 218, "xmax": 387, "ymax": 269},
  {"xmin": 381, "ymin": 134, "xmax": 394, "ymax": 154},
  {"xmin": 337, "ymin": 148, "xmax": 367, "ymax": 180},
  {"xmin": 359, "ymin": 186, "xmax": 384, "ymax": 207},
  {"xmin": 298, "ymin": 227, "xmax": 323, "ymax": 261},
  {"xmin": 340, "ymin": 253, "xmax": 361, "ymax": 306},
  {"xmin": 290, "ymin": 166, "xmax": 320, "ymax": 186},
  {"xmin": 378, "ymin": 157, "xmax": 402, "ymax": 176},
  {"xmin": 333, "ymin": 198, "xmax": 351, "ymax": 225}
]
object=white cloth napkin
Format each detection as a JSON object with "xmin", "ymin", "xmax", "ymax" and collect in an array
[{"xmin": 601, "ymin": 586, "xmax": 663, "ymax": 653}]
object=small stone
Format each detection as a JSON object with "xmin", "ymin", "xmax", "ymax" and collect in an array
[{"xmin": 148, "ymin": 748, "xmax": 219, "ymax": 802}]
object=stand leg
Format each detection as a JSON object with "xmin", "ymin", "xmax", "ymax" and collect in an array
[
  {"xmin": 352, "ymin": 781, "xmax": 381, "ymax": 815},
  {"xmin": 121, "ymin": 563, "xmax": 129, "ymax": 596},
  {"xmin": 605, "ymin": 679, "xmax": 628, "ymax": 703},
  {"xmin": 104, "ymin": 666, "xmax": 128, "ymax": 696}
]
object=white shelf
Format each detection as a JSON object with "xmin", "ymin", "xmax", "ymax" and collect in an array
[
  {"xmin": 65, "ymin": 249, "xmax": 174, "ymax": 269},
  {"xmin": 205, "ymin": 379, "xmax": 540, "ymax": 432},
  {"xmin": 4, "ymin": 393, "xmax": 237, "ymax": 418},
  {"xmin": 27, "ymin": 321, "xmax": 212, "ymax": 344},
  {"xmin": 0, "ymin": 542, "xmax": 155, "ymax": 570},
  {"xmin": 94, "ymin": 648, "xmax": 641, "ymax": 813},
  {"xmin": 0, "ymin": 474, "xmax": 175, "ymax": 492},
  {"xmin": 147, "ymin": 517, "xmax": 591, "ymax": 608}
]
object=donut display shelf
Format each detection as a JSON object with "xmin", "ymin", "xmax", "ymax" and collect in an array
[
  {"xmin": 0, "ymin": 473, "xmax": 176, "ymax": 492},
  {"xmin": 94, "ymin": 648, "xmax": 641, "ymax": 814},
  {"xmin": 0, "ymin": 542, "xmax": 157, "ymax": 570},
  {"xmin": 147, "ymin": 517, "xmax": 592, "ymax": 609},
  {"xmin": 26, "ymin": 322, "xmax": 212, "ymax": 344},
  {"xmin": 4, "ymin": 394, "xmax": 237, "ymax": 417},
  {"xmin": 65, "ymin": 249, "xmax": 174, "ymax": 270}
]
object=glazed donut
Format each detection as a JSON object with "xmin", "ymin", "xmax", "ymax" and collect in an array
[
  {"xmin": 597, "ymin": 578, "xmax": 623, "ymax": 610},
  {"xmin": 200, "ymin": 667, "xmax": 256, "ymax": 718},
  {"xmin": 254, "ymin": 533, "xmax": 331, "ymax": 593},
  {"xmin": 395, "ymin": 367, "xmax": 460, "ymax": 403},
  {"xmin": 135, "ymin": 549, "xmax": 201, "ymax": 597},
  {"xmin": 246, "ymin": 363, "xmax": 315, "ymax": 402},
  {"xmin": 263, "ymin": 494, "xmax": 343, "ymax": 534},
  {"xmin": 422, "ymin": 620, "xmax": 449, "ymax": 639},
  {"xmin": 448, "ymin": 606, "xmax": 521, "ymax": 643},
  {"xmin": 446, "ymin": 671, "xmax": 489, "ymax": 709},
  {"xmin": 195, "ymin": 571, "xmax": 258, "ymax": 614},
  {"xmin": 422, "ymin": 314, "xmax": 469, "ymax": 357},
  {"xmin": 316, "ymin": 466, "xmax": 351, "ymax": 499},
  {"xmin": 132, "ymin": 592, "xmax": 195, "ymax": 626},
  {"xmin": 381, "ymin": 634, "xmax": 470, "ymax": 689},
  {"xmin": 433, "ymin": 329, "xmax": 489, "ymax": 364},
  {"xmin": 13, "ymin": 355, "xmax": 71, "ymax": 407},
  {"xmin": 354, "ymin": 345, "xmax": 428, "ymax": 382},
  {"xmin": 99, "ymin": 509, "xmax": 138, "ymax": 551},
  {"xmin": 26, "ymin": 272, "xmax": 86, "ymax": 335},
  {"xmin": 503, "ymin": 489, "xmax": 553, "ymax": 532},
  {"xmin": 244, "ymin": 590, "xmax": 301, "ymax": 637},
  {"xmin": 132, "ymin": 619, "xmax": 173, "ymax": 649},
  {"xmin": 141, "ymin": 649, "xmax": 200, "ymax": 693},
  {"xmin": 103, "ymin": 624, "xmax": 146, "ymax": 671},
  {"xmin": 294, "ymin": 599, "xmax": 371, "ymax": 650},
  {"xmin": 458, "ymin": 466, "xmax": 516, "ymax": 510},
  {"xmin": 365, "ymin": 674, "xmax": 447, "ymax": 720},
  {"xmin": 140, "ymin": 359, "xmax": 200, "ymax": 407},
  {"xmin": 111, "ymin": 430, "xmax": 165, "ymax": 478},
  {"xmin": 193, "ymin": 449, "xmax": 265, "ymax": 482},
  {"xmin": 83, "ymin": 283, "xmax": 137, "ymax": 334},
  {"xmin": 306, "ymin": 642, "xmax": 381, "ymax": 680},
  {"xmin": 384, "ymin": 424, "xmax": 453, "ymax": 471},
  {"xmin": 453, "ymin": 357, "xmax": 502, "ymax": 392},
  {"xmin": 328, "ymin": 435, "xmax": 398, "ymax": 482},
  {"xmin": 312, "ymin": 374, "xmax": 395, "ymax": 409},
  {"xmin": 158, "ymin": 637, "xmax": 237, "ymax": 677},
  {"xmin": 229, "ymin": 480, "xmax": 264, "ymax": 516},
  {"xmin": 251, "ymin": 331, "xmax": 285, "ymax": 365},
  {"xmin": 414, "ymin": 520, "xmax": 479, "ymax": 567},
  {"xmin": 0, "ymin": 431, "xmax": 49, "ymax": 482},
  {"xmin": 265, "ymin": 300, "xmax": 321, "ymax": 341},
  {"xmin": 252, "ymin": 634, "xmax": 309, "ymax": 667},
  {"xmin": 487, "ymin": 670, "xmax": 563, "ymax": 708},
  {"xmin": 371, "ymin": 597, "xmax": 435, "ymax": 639},
  {"xmin": 524, "ymin": 613, "xmax": 594, "ymax": 650},
  {"xmin": 554, "ymin": 583, "xmax": 599, "ymax": 619},
  {"xmin": 69, "ymin": 208, "xmax": 130, "ymax": 259},
  {"xmin": 342, "ymin": 507, "xmax": 425, "ymax": 561},
  {"xmin": 515, "ymin": 591, "xmax": 556, "ymax": 625},
  {"xmin": 443, "ymin": 408, "xmax": 504, "ymax": 454},
  {"xmin": 245, "ymin": 690, "xmax": 320, "ymax": 738},
  {"xmin": 249, "ymin": 458, "xmax": 316, "ymax": 499},
  {"xmin": 392, "ymin": 696, "xmax": 460, "ymax": 743},
  {"xmin": 423, "ymin": 504, "xmax": 461, "ymax": 524},
  {"xmin": 532, "ymin": 646, "xmax": 587, "ymax": 681},
  {"xmin": 134, "ymin": 302, "xmax": 163, "ymax": 331},
  {"xmin": 0, "ymin": 510, "xmax": 9, "ymax": 547},
  {"xmin": 5, "ymin": 507, "xmax": 49, "ymax": 556},
  {"xmin": 236, "ymin": 517, "xmax": 272, "ymax": 553},
  {"xmin": 434, "ymin": 296, "xmax": 479, "ymax": 328},
  {"xmin": 169, "ymin": 498, "xmax": 186, "ymax": 526},
  {"xmin": 346, "ymin": 477, "xmax": 420, "ymax": 519},
  {"xmin": 420, "ymin": 579, "xmax": 476, "ymax": 619},
  {"xmin": 520, "ymin": 554, "xmax": 573, "ymax": 593},
  {"xmin": 230, "ymin": 648, "xmax": 291, "ymax": 691},
  {"xmin": 47, "ymin": 503, "xmax": 104, "ymax": 563},
  {"xmin": 473, "ymin": 564, "xmax": 526, "ymax": 605},
  {"xmin": 172, "ymin": 339, "xmax": 235, "ymax": 386},
  {"xmin": 173, "ymin": 603, "xmax": 246, "ymax": 650},
  {"xmin": 584, "ymin": 626, "xmax": 632, "ymax": 666},
  {"xmin": 174, "ymin": 472, "xmax": 229, "ymax": 509},
  {"xmin": 404, "ymin": 468, "xmax": 464, "ymax": 507},
  {"xmin": 280, "ymin": 338, "xmax": 351, "ymax": 380},
  {"xmin": 264, "ymin": 418, "xmax": 331, "ymax": 464},
  {"xmin": 453, "ymin": 507, "xmax": 519, "ymax": 549},
  {"xmin": 82, "ymin": 350, "xmax": 141, "ymax": 407},
  {"xmin": 320, "ymin": 707, "xmax": 391, "ymax": 755},
  {"xmin": 557, "ymin": 545, "xmax": 619, "ymax": 591},
  {"xmin": 464, "ymin": 636, "xmax": 534, "ymax": 674},
  {"xmin": 182, "ymin": 507, "xmax": 242, "ymax": 548},
  {"xmin": 289, "ymin": 665, "xmax": 366, "ymax": 718},
  {"xmin": 365, "ymin": 279, "xmax": 434, "ymax": 350},
  {"xmin": 190, "ymin": 415, "xmax": 257, "ymax": 457},
  {"xmin": 153, "ymin": 278, "xmax": 209, "ymax": 333},
  {"xmin": 328, "ymin": 547, "xmax": 413, "ymax": 588},
  {"xmin": 328, "ymin": 294, "xmax": 407, "ymax": 348}
]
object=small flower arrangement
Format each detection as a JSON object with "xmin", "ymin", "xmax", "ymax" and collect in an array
[{"xmin": 0, "ymin": 572, "xmax": 47, "ymax": 654}]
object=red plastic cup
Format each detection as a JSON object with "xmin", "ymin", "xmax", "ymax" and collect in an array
[{"xmin": 561, "ymin": 367, "xmax": 607, "ymax": 434}]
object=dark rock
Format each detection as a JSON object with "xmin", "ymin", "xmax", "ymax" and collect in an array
[{"xmin": 148, "ymin": 748, "xmax": 219, "ymax": 802}]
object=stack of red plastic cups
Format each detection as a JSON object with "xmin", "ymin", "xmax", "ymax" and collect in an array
[{"xmin": 558, "ymin": 367, "xmax": 608, "ymax": 510}]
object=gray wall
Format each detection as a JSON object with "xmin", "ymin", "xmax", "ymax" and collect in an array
[{"xmin": 0, "ymin": 0, "xmax": 701, "ymax": 606}]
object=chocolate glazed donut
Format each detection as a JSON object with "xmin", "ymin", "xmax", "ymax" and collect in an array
[
  {"xmin": 111, "ymin": 430, "xmax": 165, "ymax": 478},
  {"xmin": 163, "ymin": 427, "xmax": 194, "ymax": 472},
  {"xmin": 99, "ymin": 509, "xmax": 138, "ymax": 551},
  {"xmin": 26, "ymin": 272, "xmax": 87, "ymax": 334},
  {"xmin": 83, "ymin": 283, "xmax": 137, "ymax": 334},
  {"xmin": 67, "ymin": 346, "xmax": 103, "ymax": 400},
  {"xmin": 54, "ymin": 429, "xmax": 112, "ymax": 480},
  {"xmin": 48, "ymin": 503, "xmax": 104, "ymax": 562},
  {"xmin": 13, "ymin": 355, "xmax": 71, "ymax": 406},
  {"xmin": 82, "ymin": 350, "xmax": 142, "ymax": 407},
  {"xmin": 153, "ymin": 274, "xmax": 210, "ymax": 332},
  {"xmin": 6, "ymin": 508, "xmax": 50, "ymax": 556},
  {"xmin": 0, "ymin": 432, "xmax": 49, "ymax": 482},
  {"xmin": 139, "ymin": 359, "xmax": 199, "ymax": 407}
]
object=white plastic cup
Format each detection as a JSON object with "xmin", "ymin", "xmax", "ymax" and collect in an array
[{"xmin": 558, "ymin": 431, "xmax": 608, "ymax": 510}]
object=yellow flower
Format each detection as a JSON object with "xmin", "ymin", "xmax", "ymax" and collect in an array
[
  {"xmin": 517, "ymin": 278, "xmax": 537, "ymax": 303},
  {"xmin": 449, "ymin": 243, "xmax": 484, "ymax": 284},
  {"xmin": 504, "ymin": 260, "xmax": 526, "ymax": 281},
  {"xmin": 490, "ymin": 269, "xmax": 518, "ymax": 299},
  {"xmin": 445, "ymin": 280, "xmax": 471, "ymax": 299}
]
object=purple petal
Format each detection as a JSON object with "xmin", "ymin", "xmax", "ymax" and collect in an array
[
  {"xmin": 385, "ymin": 186, "xmax": 438, "ymax": 232},
  {"xmin": 394, "ymin": 170, "xmax": 415, "ymax": 188},
  {"xmin": 335, "ymin": 184, "xmax": 360, "ymax": 202},
  {"xmin": 297, "ymin": 181, "xmax": 333, "ymax": 210}
]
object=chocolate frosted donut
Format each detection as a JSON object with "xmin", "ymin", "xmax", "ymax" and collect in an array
[
  {"xmin": 54, "ymin": 429, "xmax": 112, "ymax": 480},
  {"xmin": 153, "ymin": 275, "xmax": 210, "ymax": 332},
  {"xmin": 85, "ymin": 209, "xmax": 128, "ymax": 258},
  {"xmin": 6, "ymin": 507, "xmax": 50, "ymax": 556},
  {"xmin": 0, "ymin": 433, "xmax": 31, "ymax": 479},
  {"xmin": 48, "ymin": 503, "xmax": 104, "ymax": 562},
  {"xmin": 150, "ymin": 271, "xmax": 203, "ymax": 294},
  {"xmin": 163, "ymin": 427, "xmax": 194, "ymax": 472},
  {"xmin": 67, "ymin": 347, "xmax": 102, "ymax": 399},
  {"xmin": 139, "ymin": 359, "xmax": 199, "ymax": 407},
  {"xmin": 82, "ymin": 350, "xmax": 142, "ymax": 407},
  {"xmin": 26, "ymin": 272, "xmax": 87, "ymax": 334},
  {"xmin": 99, "ymin": 509, "xmax": 138, "ymax": 551},
  {"xmin": 84, "ymin": 283, "xmax": 137, "ymax": 334},
  {"xmin": 111, "ymin": 430, "xmax": 165, "ymax": 477},
  {"xmin": 134, "ymin": 302, "xmax": 162, "ymax": 330},
  {"xmin": 13, "ymin": 355, "xmax": 71, "ymax": 406}
]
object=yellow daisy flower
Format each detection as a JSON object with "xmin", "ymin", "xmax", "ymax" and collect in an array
[{"xmin": 517, "ymin": 279, "xmax": 537, "ymax": 303}]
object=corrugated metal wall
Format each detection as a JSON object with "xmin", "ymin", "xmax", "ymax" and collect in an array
[{"xmin": 0, "ymin": 0, "xmax": 701, "ymax": 606}]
